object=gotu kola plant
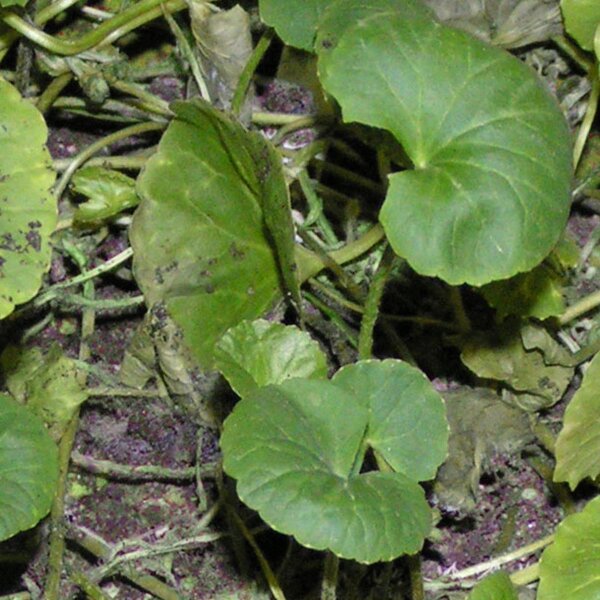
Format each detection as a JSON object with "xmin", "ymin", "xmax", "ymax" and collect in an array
[{"xmin": 129, "ymin": 0, "xmax": 573, "ymax": 567}]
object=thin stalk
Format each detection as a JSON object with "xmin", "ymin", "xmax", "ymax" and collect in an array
[
  {"xmin": 302, "ymin": 291, "xmax": 359, "ymax": 348},
  {"xmin": 448, "ymin": 286, "xmax": 471, "ymax": 333},
  {"xmin": 312, "ymin": 157, "xmax": 385, "ymax": 195},
  {"xmin": 552, "ymin": 35, "xmax": 595, "ymax": 73},
  {"xmin": 557, "ymin": 288, "xmax": 600, "ymax": 325},
  {"xmin": 0, "ymin": 0, "xmax": 187, "ymax": 57},
  {"xmin": 53, "ymin": 154, "xmax": 150, "ymax": 172},
  {"xmin": 107, "ymin": 78, "xmax": 172, "ymax": 117},
  {"xmin": 53, "ymin": 122, "xmax": 165, "ymax": 200},
  {"xmin": 321, "ymin": 553, "xmax": 339, "ymax": 600},
  {"xmin": 298, "ymin": 169, "xmax": 339, "ymax": 245},
  {"xmin": 231, "ymin": 28, "xmax": 274, "ymax": 117},
  {"xmin": 408, "ymin": 554, "xmax": 424, "ymax": 600},
  {"xmin": 573, "ymin": 66, "xmax": 599, "ymax": 170},
  {"xmin": 59, "ymin": 293, "xmax": 144, "ymax": 311},
  {"xmin": 252, "ymin": 111, "xmax": 309, "ymax": 126},
  {"xmin": 358, "ymin": 245, "xmax": 394, "ymax": 360},
  {"xmin": 70, "ymin": 573, "xmax": 111, "ymax": 600},
  {"xmin": 36, "ymin": 72, "xmax": 73, "ymax": 114},
  {"xmin": 271, "ymin": 115, "xmax": 324, "ymax": 146}
]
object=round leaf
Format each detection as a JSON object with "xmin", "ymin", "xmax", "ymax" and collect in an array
[
  {"xmin": 214, "ymin": 319, "xmax": 328, "ymax": 397},
  {"xmin": 0, "ymin": 78, "xmax": 56, "ymax": 318},
  {"xmin": 560, "ymin": 0, "xmax": 600, "ymax": 51},
  {"xmin": 318, "ymin": 12, "xmax": 572, "ymax": 285},
  {"xmin": 0, "ymin": 393, "xmax": 59, "ymax": 541},
  {"xmin": 538, "ymin": 495, "xmax": 600, "ymax": 600},
  {"xmin": 131, "ymin": 100, "xmax": 282, "ymax": 368},
  {"xmin": 332, "ymin": 359, "xmax": 448, "ymax": 481},
  {"xmin": 222, "ymin": 378, "xmax": 432, "ymax": 563},
  {"xmin": 468, "ymin": 571, "xmax": 518, "ymax": 600}
]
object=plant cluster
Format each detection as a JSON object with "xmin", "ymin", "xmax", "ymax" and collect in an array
[{"xmin": 0, "ymin": 0, "xmax": 599, "ymax": 598}]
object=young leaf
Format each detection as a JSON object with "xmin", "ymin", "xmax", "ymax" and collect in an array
[
  {"xmin": 560, "ymin": 0, "xmax": 600, "ymax": 51},
  {"xmin": 538, "ymin": 495, "xmax": 600, "ymax": 600},
  {"xmin": 0, "ymin": 78, "xmax": 56, "ymax": 319},
  {"xmin": 332, "ymin": 359, "xmax": 448, "ymax": 481},
  {"xmin": 131, "ymin": 100, "xmax": 284, "ymax": 368},
  {"xmin": 467, "ymin": 571, "xmax": 518, "ymax": 600},
  {"xmin": 72, "ymin": 166, "xmax": 138, "ymax": 224},
  {"xmin": 214, "ymin": 319, "xmax": 327, "ymax": 398},
  {"xmin": 554, "ymin": 352, "xmax": 600, "ymax": 489},
  {"xmin": 222, "ymin": 373, "xmax": 435, "ymax": 563},
  {"xmin": 318, "ymin": 10, "xmax": 572, "ymax": 285},
  {"xmin": 0, "ymin": 393, "xmax": 59, "ymax": 541}
]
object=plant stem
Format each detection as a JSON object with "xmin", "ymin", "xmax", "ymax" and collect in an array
[
  {"xmin": 358, "ymin": 245, "xmax": 393, "ymax": 359},
  {"xmin": 35, "ymin": 71, "xmax": 73, "ymax": 114},
  {"xmin": 53, "ymin": 154, "xmax": 150, "ymax": 172},
  {"xmin": 573, "ymin": 66, "xmax": 599, "ymax": 170},
  {"xmin": 551, "ymin": 35, "xmax": 595, "ymax": 73},
  {"xmin": 252, "ymin": 111, "xmax": 312, "ymax": 125},
  {"xmin": 53, "ymin": 121, "xmax": 165, "ymax": 200},
  {"xmin": 557, "ymin": 288, "xmax": 600, "ymax": 325},
  {"xmin": 448, "ymin": 286, "xmax": 471, "ymax": 333},
  {"xmin": 59, "ymin": 293, "xmax": 144, "ymax": 311},
  {"xmin": 408, "ymin": 554, "xmax": 424, "ymax": 600},
  {"xmin": 0, "ymin": 0, "xmax": 187, "ymax": 57},
  {"xmin": 107, "ymin": 78, "xmax": 172, "ymax": 117},
  {"xmin": 232, "ymin": 28, "xmax": 274, "ymax": 117},
  {"xmin": 321, "ymin": 553, "xmax": 339, "ymax": 600},
  {"xmin": 302, "ymin": 291, "xmax": 359, "ymax": 348}
]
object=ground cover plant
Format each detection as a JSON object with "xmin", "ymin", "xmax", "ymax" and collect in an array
[{"xmin": 0, "ymin": 0, "xmax": 600, "ymax": 598}]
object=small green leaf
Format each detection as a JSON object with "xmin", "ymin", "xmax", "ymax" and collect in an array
[
  {"xmin": 259, "ymin": 0, "xmax": 328, "ymax": 50},
  {"xmin": 480, "ymin": 263, "xmax": 565, "ymax": 320},
  {"xmin": 0, "ymin": 78, "xmax": 56, "ymax": 319},
  {"xmin": 131, "ymin": 100, "xmax": 284, "ymax": 368},
  {"xmin": 554, "ymin": 352, "xmax": 600, "ymax": 489},
  {"xmin": 318, "ymin": 11, "xmax": 572, "ymax": 285},
  {"xmin": 468, "ymin": 571, "xmax": 518, "ymax": 600},
  {"xmin": 222, "ymin": 372, "xmax": 435, "ymax": 563},
  {"xmin": 0, "ymin": 393, "xmax": 59, "ymax": 541},
  {"xmin": 332, "ymin": 359, "xmax": 448, "ymax": 481},
  {"xmin": 0, "ymin": 0, "xmax": 28, "ymax": 6},
  {"xmin": 560, "ymin": 0, "xmax": 600, "ymax": 51},
  {"xmin": 72, "ymin": 166, "xmax": 138, "ymax": 224},
  {"xmin": 538, "ymin": 495, "xmax": 600, "ymax": 600},
  {"xmin": 214, "ymin": 319, "xmax": 328, "ymax": 398},
  {"xmin": 1, "ymin": 344, "xmax": 87, "ymax": 440}
]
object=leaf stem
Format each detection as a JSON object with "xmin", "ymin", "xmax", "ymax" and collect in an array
[
  {"xmin": 0, "ymin": 0, "xmax": 187, "ymax": 57},
  {"xmin": 358, "ymin": 245, "xmax": 394, "ymax": 359},
  {"xmin": 232, "ymin": 28, "xmax": 275, "ymax": 117},
  {"xmin": 557, "ymin": 288, "xmax": 600, "ymax": 325},
  {"xmin": 321, "ymin": 553, "xmax": 339, "ymax": 600},
  {"xmin": 35, "ymin": 71, "xmax": 73, "ymax": 114},
  {"xmin": 573, "ymin": 66, "xmax": 599, "ymax": 170}
]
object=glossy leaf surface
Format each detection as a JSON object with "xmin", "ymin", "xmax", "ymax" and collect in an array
[{"xmin": 318, "ymin": 10, "xmax": 572, "ymax": 285}]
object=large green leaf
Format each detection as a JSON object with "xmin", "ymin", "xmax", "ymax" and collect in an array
[
  {"xmin": 214, "ymin": 319, "xmax": 328, "ymax": 398},
  {"xmin": 0, "ymin": 78, "xmax": 56, "ymax": 318},
  {"xmin": 538, "ymin": 496, "xmax": 600, "ymax": 600},
  {"xmin": 332, "ymin": 359, "xmax": 448, "ymax": 481},
  {"xmin": 560, "ymin": 0, "xmax": 600, "ymax": 51},
  {"xmin": 318, "ymin": 10, "xmax": 572, "ymax": 285},
  {"xmin": 258, "ymin": 0, "xmax": 329, "ymax": 50},
  {"xmin": 222, "ymin": 362, "xmax": 443, "ymax": 563},
  {"xmin": 554, "ymin": 352, "xmax": 600, "ymax": 489},
  {"xmin": 131, "ymin": 100, "xmax": 283, "ymax": 368},
  {"xmin": 0, "ymin": 393, "xmax": 59, "ymax": 541}
]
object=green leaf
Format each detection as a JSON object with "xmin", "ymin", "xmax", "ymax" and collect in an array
[
  {"xmin": 0, "ymin": 78, "xmax": 56, "ymax": 319},
  {"xmin": 222, "ymin": 369, "xmax": 437, "ymax": 563},
  {"xmin": 214, "ymin": 319, "xmax": 328, "ymax": 398},
  {"xmin": 480, "ymin": 263, "xmax": 565, "ymax": 320},
  {"xmin": 460, "ymin": 322, "xmax": 573, "ymax": 411},
  {"xmin": 0, "ymin": 0, "xmax": 28, "ymax": 6},
  {"xmin": 0, "ymin": 393, "xmax": 59, "ymax": 541},
  {"xmin": 560, "ymin": 0, "xmax": 600, "ymax": 51},
  {"xmin": 1, "ymin": 344, "xmax": 87, "ymax": 440},
  {"xmin": 318, "ymin": 11, "xmax": 572, "ymax": 285},
  {"xmin": 259, "ymin": 0, "xmax": 328, "ymax": 51},
  {"xmin": 72, "ymin": 166, "xmax": 138, "ymax": 224},
  {"xmin": 554, "ymin": 352, "xmax": 600, "ymax": 489},
  {"xmin": 332, "ymin": 359, "xmax": 448, "ymax": 481},
  {"xmin": 538, "ymin": 495, "xmax": 600, "ymax": 600},
  {"xmin": 468, "ymin": 571, "xmax": 518, "ymax": 600},
  {"xmin": 131, "ymin": 100, "xmax": 283, "ymax": 368}
]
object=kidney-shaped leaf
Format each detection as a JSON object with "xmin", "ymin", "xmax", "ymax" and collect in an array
[
  {"xmin": 332, "ymin": 359, "xmax": 448, "ymax": 481},
  {"xmin": 538, "ymin": 495, "xmax": 600, "ymax": 600},
  {"xmin": 318, "ymin": 11, "xmax": 572, "ymax": 285},
  {"xmin": 214, "ymin": 319, "xmax": 327, "ymax": 398},
  {"xmin": 554, "ymin": 352, "xmax": 600, "ymax": 489},
  {"xmin": 0, "ymin": 394, "xmax": 59, "ymax": 541},
  {"xmin": 0, "ymin": 78, "xmax": 56, "ymax": 319},
  {"xmin": 221, "ymin": 377, "xmax": 432, "ymax": 563},
  {"xmin": 131, "ymin": 100, "xmax": 283, "ymax": 368}
]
